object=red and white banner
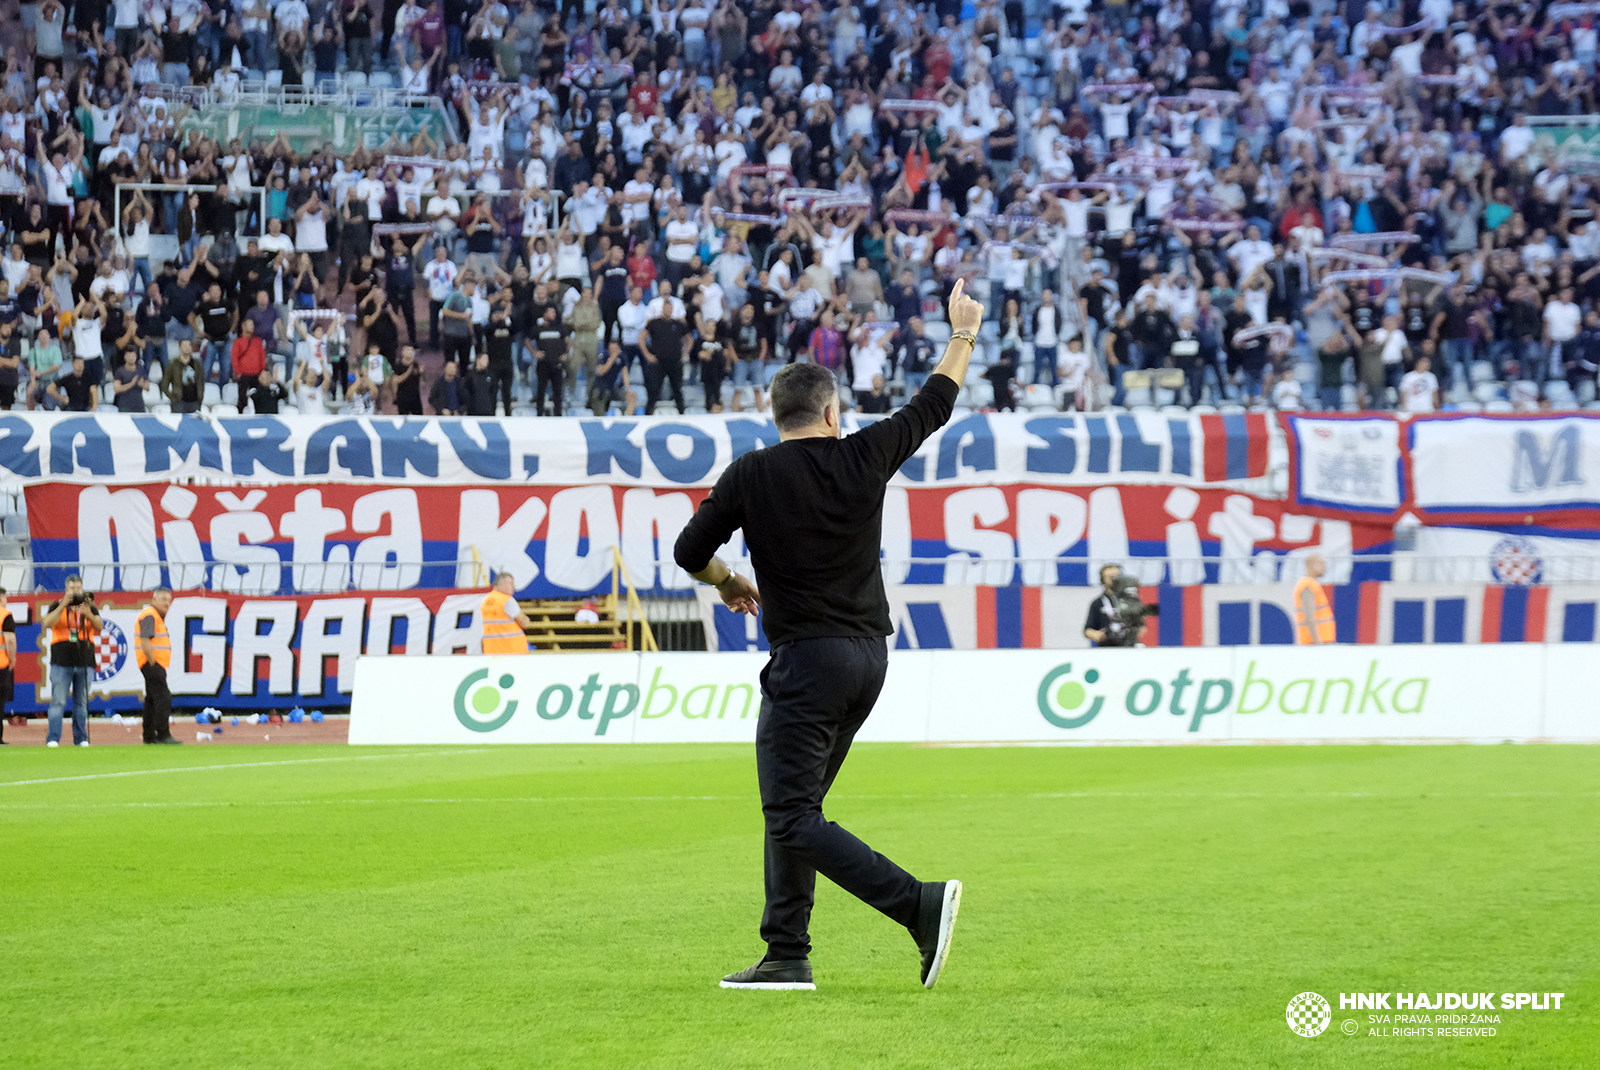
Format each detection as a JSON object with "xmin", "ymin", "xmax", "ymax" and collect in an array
[
  {"xmin": 27, "ymin": 481, "xmax": 1388, "ymax": 598},
  {"xmin": 13, "ymin": 589, "xmax": 488, "ymax": 713},
  {"xmin": 1282, "ymin": 412, "xmax": 1600, "ymax": 530}
]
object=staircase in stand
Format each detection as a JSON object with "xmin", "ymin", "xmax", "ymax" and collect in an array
[{"xmin": 463, "ymin": 546, "xmax": 658, "ymax": 654}]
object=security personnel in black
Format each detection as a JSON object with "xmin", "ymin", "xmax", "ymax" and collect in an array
[
  {"xmin": 534, "ymin": 306, "xmax": 570, "ymax": 416},
  {"xmin": 483, "ymin": 304, "xmax": 518, "ymax": 415},
  {"xmin": 640, "ymin": 286, "xmax": 690, "ymax": 415}
]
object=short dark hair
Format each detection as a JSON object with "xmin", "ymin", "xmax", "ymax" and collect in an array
[
  {"xmin": 770, "ymin": 363, "xmax": 839, "ymax": 432},
  {"xmin": 151, "ymin": 585, "xmax": 172, "ymax": 595}
]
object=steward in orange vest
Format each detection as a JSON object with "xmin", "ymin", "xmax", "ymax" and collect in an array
[
  {"xmin": 41, "ymin": 576, "xmax": 102, "ymax": 747},
  {"xmin": 136, "ymin": 587, "xmax": 180, "ymax": 744},
  {"xmin": 1293, "ymin": 554, "xmax": 1336, "ymax": 645},
  {"xmin": 480, "ymin": 573, "xmax": 532, "ymax": 654}
]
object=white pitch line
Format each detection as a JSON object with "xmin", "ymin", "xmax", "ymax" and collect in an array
[
  {"xmin": 2, "ymin": 789, "xmax": 1595, "ymax": 810},
  {"xmin": 0, "ymin": 749, "xmax": 492, "ymax": 788}
]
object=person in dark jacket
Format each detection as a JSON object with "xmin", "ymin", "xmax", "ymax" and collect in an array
[
  {"xmin": 463, "ymin": 351, "xmax": 500, "ymax": 415},
  {"xmin": 429, "ymin": 358, "xmax": 466, "ymax": 415}
]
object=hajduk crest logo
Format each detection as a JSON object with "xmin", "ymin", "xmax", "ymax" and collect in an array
[
  {"xmin": 455, "ymin": 669, "xmax": 519, "ymax": 732},
  {"xmin": 1489, "ymin": 535, "xmax": 1542, "ymax": 586},
  {"xmin": 1036, "ymin": 663, "xmax": 1104, "ymax": 729},
  {"xmin": 1286, "ymin": 991, "xmax": 1333, "ymax": 1037},
  {"xmin": 94, "ymin": 619, "xmax": 130, "ymax": 684}
]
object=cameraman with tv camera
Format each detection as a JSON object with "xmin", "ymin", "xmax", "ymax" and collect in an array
[
  {"xmin": 1083, "ymin": 564, "xmax": 1160, "ymax": 648},
  {"xmin": 41, "ymin": 574, "xmax": 102, "ymax": 747}
]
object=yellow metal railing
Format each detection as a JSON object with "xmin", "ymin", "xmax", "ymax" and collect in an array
[
  {"xmin": 471, "ymin": 544, "xmax": 657, "ymax": 653},
  {"xmin": 611, "ymin": 546, "xmax": 658, "ymax": 653}
]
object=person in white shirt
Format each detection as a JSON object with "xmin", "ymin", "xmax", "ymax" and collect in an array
[
  {"xmin": 1258, "ymin": 67, "xmax": 1293, "ymax": 124},
  {"xmin": 1099, "ymin": 100, "xmax": 1132, "ymax": 141},
  {"xmin": 621, "ymin": 166, "xmax": 654, "ymax": 225},
  {"xmin": 714, "ymin": 127, "xmax": 748, "ymax": 182},
  {"xmin": 646, "ymin": 284, "xmax": 686, "ymax": 321},
  {"xmin": 1057, "ymin": 336, "xmax": 1092, "ymax": 409},
  {"xmin": 1499, "ymin": 113, "xmax": 1534, "ymax": 164},
  {"xmin": 768, "ymin": 49, "xmax": 802, "ymax": 97},
  {"xmin": 1226, "ymin": 225, "xmax": 1275, "ymax": 281},
  {"xmin": 1544, "ymin": 287, "xmax": 1582, "ymax": 374},
  {"xmin": 1103, "ymin": 190, "xmax": 1139, "ymax": 237},
  {"xmin": 423, "ymin": 246, "xmax": 459, "ymax": 349},
  {"xmin": 0, "ymin": 244, "xmax": 28, "ymax": 291},
  {"xmin": 1398, "ymin": 354, "xmax": 1440, "ymax": 413},
  {"xmin": 275, "ymin": 0, "xmax": 310, "ymax": 39},
  {"xmin": 553, "ymin": 227, "xmax": 589, "ymax": 289},
  {"xmin": 1271, "ymin": 376, "xmax": 1304, "ymax": 410},
  {"xmin": 1032, "ymin": 289, "xmax": 1061, "ymax": 385},
  {"xmin": 259, "ymin": 217, "xmax": 295, "ymax": 256},
  {"xmin": 799, "ymin": 69, "xmax": 833, "ymax": 110},
  {"xmin": 353, "ymin": 165, "xmax": 387, "ymax": 220},
  {"xmin": 661, "ymin": 204, "xmax": 700, "ymax": 286},
  {"xmin": 616, "ymin": 286, "xmax": 649, "ymax": 366},
  {"xmin": 1370, "ymin": 313, "xmax": 1410, "ymax": 402},
  {"xmin": 426, "ymin": 181, "xmax": 461, "ymax": 239},
  {"xmin": 569, "ymin": 180, "xmax": 609, "ymax": 235}
]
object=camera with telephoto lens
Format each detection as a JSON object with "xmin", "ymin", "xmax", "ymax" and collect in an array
[{"xmin": 1100, "ymin": 576, "xmax": 1161, "ymax": 648}]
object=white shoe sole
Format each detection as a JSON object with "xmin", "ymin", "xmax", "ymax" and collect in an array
[
  {"xmin": 718, "ymin": 980, "xmax": 816, "ymax": 991},
  {"xmin": 923, "ymin": 879, "xmax": 963, "ymax": 990}
]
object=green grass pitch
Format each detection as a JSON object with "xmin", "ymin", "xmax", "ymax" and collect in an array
[{"xmin": 3, "ymin": 742, "xmax": 1596, "ymax": 1069}]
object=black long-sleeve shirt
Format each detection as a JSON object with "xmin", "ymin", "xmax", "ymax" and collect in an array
[{"xmin": 674, "ymin": 373, "xmax": 958, "ymax": 648}]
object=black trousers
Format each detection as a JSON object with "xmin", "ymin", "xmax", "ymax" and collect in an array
[
  {"xmin": 388, "ymin": 285, "xmax": 417, "ymax": 345},
  {"xmin": 487, "ymin": 360, "xmax": 515, "ymax": 414},
  {"xmin": 600, "ymin": 296, "xmax": 624, "ymax": 344},
  {"xmin": 535, "ymin": 358, "xmax": 564, "ymax": 415},
  {"xmin": 756, "ymin": 636, "xmax": 921, "ymax": 960},
  {"xmin": 643, "ymin": 359, "xmax": 686, "ymax": 414},
  {"xmin": 428, "ymin": 298, "xmax": 444, "ymax": 348},
  {"xmin": 141, "ymin": 662, "xmax": 172, "ymax": 743},
  {"xmin": 443, "ymin": 335, "xmax": 474, "ymax": 368}
]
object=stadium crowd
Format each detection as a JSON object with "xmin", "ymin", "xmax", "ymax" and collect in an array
[{"xmin": 0, "ymin": 0, "xmax": 1597, "ymax": 418}]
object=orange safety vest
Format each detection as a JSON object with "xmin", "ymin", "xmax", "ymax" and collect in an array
[
  {"xmin": 0, "ymin": 608, "xmax": 10, "ymax": 669},
  {"xmin": 134, "ymin": 605, "xmax": 171, "ymax": 669},
  {"xmin": 480, "ymin": 590, "xmax": 530, "ymax": 654},
  {"xmin": 1293, "ymin": 576, "xmax": 1336, "ymax": 645},
  {"xmin": 49, "ymin": 599, "xmax": 100, "ymax": 648}
]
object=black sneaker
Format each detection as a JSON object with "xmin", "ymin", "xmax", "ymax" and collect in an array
[
  {"xmin": 719, "ymin": 957, "xmax": 816, "ymax": 991},
  {"xmin": 156, "ymin": 736, "xmax": 184, "ymax": 745},
  {"xmin": 910, "ymin": 880, "xmax": 963, "ymax": 989}
]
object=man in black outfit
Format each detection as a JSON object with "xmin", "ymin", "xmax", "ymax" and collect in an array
[
  {"xmin": 640, "ymin": 293, "xmax": 691, "ymax": 415},
  {"xmin": 533, "ymin": 307, "xmax": 569, "ymax": 416},
  {"xmin": 1082, "ymin": 563, "xmax": 1146, "ymax": 647},
  {"xmin": 673, "ymin": 279, "xmax": 986, "ymax": 993},
  {"xmin": 463, "ymin": 352, "xmax": 500, "ymax": 416},
  {"xmin": 484, "ymin": 305, "xmax": 519, "ymax": 415}
]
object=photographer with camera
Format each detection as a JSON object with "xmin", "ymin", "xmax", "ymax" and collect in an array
[
  {"xmin": 40, "ymin": 575, "xmax": 102, "ymax": 747},
  {"xmin": 1083, "ymin": 564, "xmax": 1159, "ymax": 648}
]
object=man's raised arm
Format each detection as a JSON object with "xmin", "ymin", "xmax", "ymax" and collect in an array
[{"xmin": 858, "ymin": 278, "xmax": 987, "ymax": 476}]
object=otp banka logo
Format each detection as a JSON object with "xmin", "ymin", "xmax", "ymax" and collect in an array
[
  {"xmin": 455, "ymin": 669, "xmax": 519, "ymax": 732},
  {"xmin": 1037, "ymin": 664, "xmax": 1237, "ymax": 732},
  {"xmin": 1036, "ymin": 664, "xmax": 1105, "ymax": 729}
]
